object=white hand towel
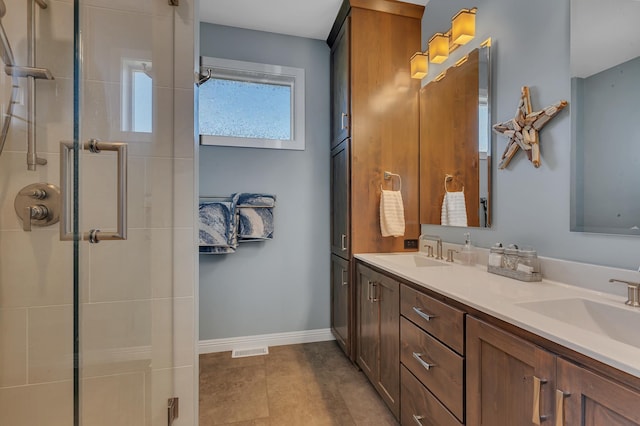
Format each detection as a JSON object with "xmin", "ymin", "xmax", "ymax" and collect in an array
[
  {"xmin": 380, "ymin": 189, "xmax": 405, "ymax": 237},
  {"xmin": 441, "ymin": 191, "xmax": 468, "ymax": 227}
]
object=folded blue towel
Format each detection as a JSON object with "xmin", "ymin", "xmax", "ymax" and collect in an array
[
  {"xmin": 199, "ymin": 246, "xmax": 236, "ymax": 254},
  {"xmin": 238, "ymin": 207, "xmax": 274, "ymax": 240},
  {"xmin": 233, "ymin": 193, "xmax": 275, "ymax": 241},
  {"xmin": 236, "ymin": 193, "xmax": 276, "ymax": 208},
  {"xmin": 199, "ymin": 195, "xmax": 239, "ymax": 249}
]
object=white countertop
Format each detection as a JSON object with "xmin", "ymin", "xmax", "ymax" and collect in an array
[{"xmin": 355, "ymin": 252, "xmax": 640, "ymax": 379}]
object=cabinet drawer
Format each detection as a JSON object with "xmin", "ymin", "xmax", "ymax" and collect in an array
[
  {"xmin": 401, "ymin": 317, "xmax": 464, "ymax": 422},
  {"xmin": 401, "ymin": 365, "xmax": 462, "ymax": 426},
  {"xmin": 401, "ymin": 284, "xmax": 465, "ymax": 353}
]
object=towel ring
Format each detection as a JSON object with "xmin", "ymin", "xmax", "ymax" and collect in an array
[
  {"xmin": 381, "ymin": 171, "xmax": 402, "ymax": 192},
  {"xmin": 445, "ymin": 174, "xmax": 464, "ymax": 193}
]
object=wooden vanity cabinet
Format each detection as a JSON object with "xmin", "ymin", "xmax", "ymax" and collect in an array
[
  {"xmin": 466, "ymin": 317, "xmax": 556, "ymax": 426},
  {"xmin": 331, "ymin": 254, "xmax": 350, "ymax": 354},
  {"xmin": 330, "ymin": 17, "xmax": 350, "ymax": 149},
  {"xmin": 467, "ymin": 316, "xmax": 640, "ymax": 426},
  {"xmin": 400, "ymin": 284, "xmax": 466, "ymax": 424},
  {"xmin": 327, "ymin": 0, "xmax": 423, "ymax": 361},
  {"xmin": 356, "ymin": 263, "xmax": 400, "ymax": 418},
  {"xmin": 557, "ymin": 358, "xmax": 640, "ymax": 426}
]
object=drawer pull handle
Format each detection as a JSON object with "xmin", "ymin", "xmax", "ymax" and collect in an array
[
  {"xmin": 412, "ymin": 306, "xmax": 437, "ymax": 322},
  {"xmin": 412, "ymin": 414, "xmax": 425, "ymax": 425},
  {"xmin": 532, "ymin": 376, "xmax": 548, "ymax": 425},
  {"xmin": 340, "ymin": 234, "xmax": 347, "ymax": 251},
  {"xmin": 341, "ymin": 269, "xmax": 348, "ymax": 286},
  {"xmin": 412, "ymin": 352, "xmax": 435, "ymax": 371},
  {"xmin": 555, "ymin": 389, "xmax": 570, "ymax": 426},
  {"xmin": 341, "ymin": 112, "xmax": 349, "ymax": 130}
]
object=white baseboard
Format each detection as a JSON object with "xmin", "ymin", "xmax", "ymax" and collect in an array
[{"xmin": 199, "ymin": 328, "xmax": 335, "ymax": 354}]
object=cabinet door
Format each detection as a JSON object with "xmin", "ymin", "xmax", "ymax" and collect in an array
[
  {"xmin": 356, "ymin": 264, "xmax": 378, "ymax": 382},
  {"xmin": 466, "ymin": 317, "xmax": 556, "ymax": 426},
  {"xmin": 557, "ymin": 358, "xmax": 640, "ymax": 426},
  {"xmin": 330, "ymin": 255, "xmax": 350, "ymax": 356},
  {"xmin": 330, "ymin": 139, "xmax": 350, "ymax": 257},
  {"xmin": 330, "ymin": 16, "xmax": 350, "ymax": 148},
  {"xmin": 376, "ymin": 273, "xmax": 400, "ymax": 418}
]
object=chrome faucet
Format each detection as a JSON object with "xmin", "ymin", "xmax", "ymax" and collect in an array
[
  {"xmin": 419, "ymin": 234, "xmax": 443, "ymax": 260},
  {"xmin": 609, "ymin": 278, "xmax": 640, "ymax": 307}
]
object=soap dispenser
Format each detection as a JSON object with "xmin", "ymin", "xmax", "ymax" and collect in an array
[{"xmin": 459, "ymin": 232, "xmax": 477, "ymax": 266}]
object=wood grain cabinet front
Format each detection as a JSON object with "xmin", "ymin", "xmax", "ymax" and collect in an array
[
  {"xmin": 466, "ymin": 316, "xmax": 556, "ymax": 426},
  {"xmin": 400, "ymin": 284, "xmax": 467, "ymax": 424},
  {"xmin": 401, "ymin": 284, "xmax": 465, "ymax": 354},
  {"xmin": 401, "ymin": 317, "xmax": 464, "ymax": 422},
  {"xmin": 557, "ymin": 358, "xmax": 640, "ymax": 426},
  {"xmin": 356, "ymin": 263, "xmax": 400, "ymax": 419},
  {"xmin": 330, "ymin": 254, "xmax": 350, "ymax": 355},
  {"xmin": 401, "ymin": 365, "xmax": 462, "ymax": 426}
]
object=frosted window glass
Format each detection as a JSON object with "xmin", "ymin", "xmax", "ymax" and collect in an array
[
  {"xmin": 199, "ymin": 78, "xmax": 291, "ymax": 140},
  {"xmin": 133, "ymin": 71, "xmax": 152, "ymax": 133}
]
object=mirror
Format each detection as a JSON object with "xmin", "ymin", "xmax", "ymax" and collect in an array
[
  {"xmin": 570, "ymin": 0, "xmax": 640, "ymax": 235},
  {"xmin": 419, "ymin": 44, "xmax": 491, "ymax": 228}
]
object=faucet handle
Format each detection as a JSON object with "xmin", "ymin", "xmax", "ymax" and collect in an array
[
  {"xmin": 426, "ymin": 245, "xmax": 434, "ymax": 258},
  {"xmin": 446, "ymin": 249, "xmax": 458, "ymax": 263},
  {"xmin": 609, "ymin": 279, "xmax": 640, "ymax": 307}
]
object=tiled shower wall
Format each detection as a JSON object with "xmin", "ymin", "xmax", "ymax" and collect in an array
[{"xmin": 0, "ymin": 0, "xmax": 197, "ymax": 424}]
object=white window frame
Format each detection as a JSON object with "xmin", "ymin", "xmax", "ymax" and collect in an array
[{"xmin": 199, "ymin": 56, "xmax": 305, "ymax": 150}]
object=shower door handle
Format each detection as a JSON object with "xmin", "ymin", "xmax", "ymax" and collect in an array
[{"xmin": 60, "ymin": 139, "xmax": 128, "ymax": 243}]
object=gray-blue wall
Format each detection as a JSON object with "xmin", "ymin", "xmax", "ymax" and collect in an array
[
  {"xmin": 199, "ymin": 23, "xmax": 330, "ymax": 340},
  {"xmin": 420, "ymin": 0, "xmax": 640, "ymax": 270}
]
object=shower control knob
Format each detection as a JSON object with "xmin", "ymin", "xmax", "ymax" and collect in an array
[{"xmin": 14, "ymin": 183, "xmax": 61, "ymax": 232}]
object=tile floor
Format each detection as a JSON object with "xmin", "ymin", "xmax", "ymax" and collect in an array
[{"xmin": 199, "ymin": 341, "xmax": 399, "ymax": 426}]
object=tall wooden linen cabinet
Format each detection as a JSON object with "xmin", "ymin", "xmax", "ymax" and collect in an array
[{"xmin": 327, "ymin": 0, "xmax": 423, "ymax": 361}]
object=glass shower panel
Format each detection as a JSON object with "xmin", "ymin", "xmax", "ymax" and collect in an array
[
  {"xmin": 0, "ymin": 0, "xmax": 193, "ymax": 424},
  {"xmin": 77, "ymin": 0, "xmax": 178, "ymax": 425}
]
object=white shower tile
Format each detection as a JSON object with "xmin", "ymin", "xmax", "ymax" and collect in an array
[
  {"xmin": 0, "ymin": 308, "xmax": 27, "ymax": 387},
  {"xmin": 0, "ymin": 381, "xmax": 73, "ymax": 426},
  {"xmin": 36, "ymin": 0, "xmax": 75, "ymax": 80},
  {"xmin": 88, "ymin": 229, "xmax": 173, "ymax": 302},
  {"xmin": 28, "ymin": 305, "xmax": 73, "ymax": 384},
  {"xmin": 146, "ymin": 157, "xmax": 175, "ymax": 228},
  {"xmin": 174, "ymin": 87, "xmax": 195, "ymax": 159},
  {"xmin": 174, "ymin": 14, "xmax": 196, "ymax": 90},
  {"xmin": 171, "ymin": 227, "xmax": 195, "ymax": 298},
  {"xmin": 80, "ymin": 152, "xmax": 146, "ymax": 231},
  {"xmin": 151, "ymin": 297, "xmax": 193, "ymax": 369},
  {"xmin": 35, "ymin": 77, "xmax": 74, "ymax": 155},
  {"xmin": 83, "ymin": 7, "xmax": 173, "ymax": 89},
  {"xmin": 81, "ymin": 300, "xmax": 151, "ymax": 359},
  {"xmin": 82, "ymin": 372, "xmax": 146, "ymax": 426},
  {"xmin": 0, "ymin": 229, "xmax": 75, "ymax": 308},
  {"xmin": 174, "ymin": 297, "xmax": 195, "ymax": 367},
  {"xmin": 149, "ymin": 365, "xmax": 194, "ymax": 426},
  {"xmin": 174, "ymin": 158, "xmax": 194, "ymax": 228}
]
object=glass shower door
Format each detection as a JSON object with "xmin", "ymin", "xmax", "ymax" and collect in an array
[{"xmin": 0, "ymin": 0, "xmax": 194, "ymax": 424}]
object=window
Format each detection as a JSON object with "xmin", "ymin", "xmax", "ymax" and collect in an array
[
  {"xmin": 121, "ymin": 58, "xmax": 153, "ymax": 134},
  {"xmin": 199, "ymin": 57, "xmax": 305, "ymax": 150}
]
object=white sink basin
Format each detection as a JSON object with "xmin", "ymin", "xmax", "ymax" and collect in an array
[
  {"xmin": 516, "ymin": 298, "xmax": 640, "ymax": 349},
  {"xmin": 374, "ymin": 254, "xmax": 450, "ymax": 268}
]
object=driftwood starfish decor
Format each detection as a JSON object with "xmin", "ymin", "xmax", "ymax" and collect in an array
[{"xmin": 493, "ymin": 86, "xmax": 568, "ymax": 169}]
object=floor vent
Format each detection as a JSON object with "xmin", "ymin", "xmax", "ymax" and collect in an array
[{"xmin": 231, "ymin": 347, "xmax": 269, "ymax": 358}]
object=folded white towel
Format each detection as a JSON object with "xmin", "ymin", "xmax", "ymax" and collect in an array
[
  {"xmin": 441, "ymin": 191, "xmax": 468, "ymax": 227},
  {"xmin": 380, "ymin": 189, "xmax": 405, "ymax": 237}
]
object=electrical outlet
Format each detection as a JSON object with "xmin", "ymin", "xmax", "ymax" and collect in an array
[{"xmin": 404, "ymin": 239, "xmax": 418, "ymax": 249}]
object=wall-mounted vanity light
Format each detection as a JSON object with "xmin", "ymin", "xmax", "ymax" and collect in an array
[{"xmin": 410, "ymin": 7, "xmax": 477, "ymax": 79}]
